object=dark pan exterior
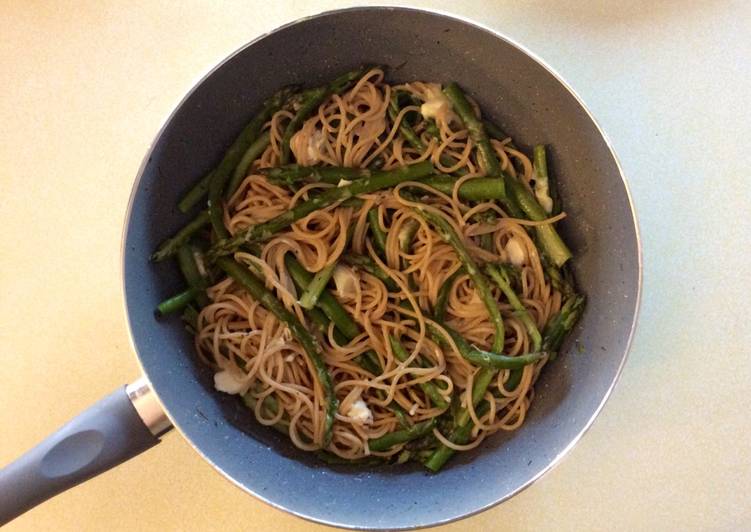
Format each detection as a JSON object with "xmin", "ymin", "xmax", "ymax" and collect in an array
[{"xmin": 123, "ymin": 7, "xmax": 641, "ymax": 529}]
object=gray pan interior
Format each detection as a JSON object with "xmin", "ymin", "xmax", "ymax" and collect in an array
[{"xmin": 123, "ymin": 7, "xmax": 640, "ymax": 530}]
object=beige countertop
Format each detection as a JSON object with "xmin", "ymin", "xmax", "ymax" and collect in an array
[{"xmin": 1, "ymin": 1, "xmax": 749, "ymax": 530}]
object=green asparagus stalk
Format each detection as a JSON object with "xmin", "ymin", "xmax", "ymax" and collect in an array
[
  {"xmin": 217, "ymin": 256, "xmax": 337, "ymax": 446},
  {"xmin": 430, "ymin": 321, "xmax": 544, "ymax": 370},
  {"xmin": 155, "ymin": 288, "xmax": 197, "ymax": 317},
  {"xmin": 367, "ymin": 208, "xmax": 388, "ymax": 258},
  {"xmin": 504, "ymin": 174, "xmax": 572, "ymax": 267},
  {"xmin": 151, "ymin": 210, "xmax": 210, "ymax": 262},
  {"xmin": 424, "ymin": 400, "xmax": 490, "ymax": 472},
  {"xmin": 225, "ymin": 130, "xmax": 272, "ymax": 199},
  {"xmin": 305, "ymin": 305, "xmax": 347, "ymax": 343},
  {"xmin": 542, "ymin": 294, "xmax": 586, "ymax": 358},
  {"xmin": 179, "ymin": 85, "xmax": 298, "ymax": 213},
  {"xmin": 177, "ymin": 172, "xmax": 214, "ymax": 215},
  {"xmin": 388, "ymin": 335, "xmax": 449, "ymax": 410},
  {"xmin": 503, "ymin": 370, "xmax": 523, "ymax": 393},
  {"xmin": 298, "ymin": 262, "xmax": 337, "ymax": 310},
  {"xmin": 433, "ymin": 269, "xmax": 461, "ymax": 322},
  {"xmin": 533, "ymin": 144, "xmax": 561, "ymax": 216},
  {"xmin": 210, "ymin": 161, "xmax": 434, "ymax": 258},
  {"xmin": 285, "ymin": 254, "xmax": 361, "ymax": 340},
  {"xmin": 411, "ymin": 204, "xmax": 505, "ymax": 352},
  {"xmin": 545, "ymin": 263, "xmax": 574, "ymax": 297},
  {"xmin": 343, "ymin": 255, "xmax": 398, "ymax": 291},
  {"xmin": 369, "ymin": 418, "xmax": 437, "ymax": 452},
  {"xmin": 280, "ymin": 67, "xmax": 369, "ymax": 164},
  {"xmin": 181, "ymin": 304, "xmax": 199, "ymax": 333},
  {"xmin": 177, "ymin": 244, "xmax": 210, "ymax": 307},
  {"xmin": 262, "ymin": 165, "xmax": 371, "ymax": 187},
  {"xmin": 420, "ymin": 175, "xmax": 506, "ymax": 201},
  {"xmin": 476, "ymin": 211, "xmax": 496, "ymax": 252},
  {"xmin": 442, "ymin": 82, "xmax": 502, "ymax": 180},
  {"xmin": 424, "ymin": 119, "xmax": 442, "ymax": 144},
  {"xmin": 485, "ymin": 263, "xmax": 542, "ymax": 352},
  {"xmin": 388, "ymin": 91, "xmax": 426, "ymax": 152}
]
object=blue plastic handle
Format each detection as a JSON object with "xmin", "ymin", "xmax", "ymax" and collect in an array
[{"xmin": 0, "ymin": 386, "xmax": 163, "ymax": 525}]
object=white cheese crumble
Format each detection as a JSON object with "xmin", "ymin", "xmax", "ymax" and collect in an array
[
  {"xmin": 505, "ymin": 237, "xmax": 526, "ymax": 267},
  {"xmin": 333, "ymin": 265, "xmax": 358, "ymax": 300},
  {"xmin": 213, "ymin": 369, "xmax": 247, "ymax": 395},
  {"xmin": 347, "ymin": 399, "xmax": 374, "ymax": 425},
  {"xmin": 420, "ymin": 84, "xmax": 456, "ymax": 125},
  {"xmin": 306, "ymin": 129, "xmax": 325, "ymax": 163}
]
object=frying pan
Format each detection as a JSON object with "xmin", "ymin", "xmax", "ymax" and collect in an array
[{"xmin": 0, "ymin": 7, "xmax": 641, "ymax": 529}]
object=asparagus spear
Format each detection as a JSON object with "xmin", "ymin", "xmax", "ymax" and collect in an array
[
  {"xmin": 411, "ymin": 204, "xmax": 505, "ymax": 352},
  {"xmin": 285, "ymin": 254, "xmax": 360, "ymax": 340},
  {"xmin": 504, "ymin": 174, "xmax": 572, "ymax": 267},
  {"xmin": 388, "ymin": 335, "xmax": 449, "ymax": 410},
  {"xmin": 433, "ymin": 269, "xmax": 461, "ymax": 322},
  {"xmin": 388, "ymin": 91, "xmax": 426, "ymax": 152},
  {"xmin": 430, "ymin": 321, "xmax": 544, "ymax": 370},
  {"xmin": 155, "ymin": 288, "xmax": 197, "ymax": 317},
  {"xmin": 280, "ymin": 67, "xmax": 369, "ymax": 164},
  {"xmin": 503, "ymin": 370, "xmax": 523, "ymax": 393},
  {"xmin": 151, "ymin": 210, "xmax": 210, "ymax": 262},
  {"xmin": 217, "ymin": 256, "xmax": 338, "ymax": 446},
  {"xmin": 209, "ymin": 131, "xmax": 273, "ymax": 238},
  {"xmin": 369, "ymin": 418, "xmax": 437, "ymax": 452},
  {"xmin": 542, "ymin": 294, "xmax": 586, "ymax": 358},
  {"xmin": 424, "ymin": 119, "xmax": 441, "ymax": 141},
  {"xmin": 262, "ymin": 165, "xmax": 371, "ymax": 187},
  {"xmin": 179, "ymin": 86, "xmax": 298, "ymax": 213},
  {"xmin": 298, "ymin": 262, "xmax": 337, "ymax": 310},
  {"xmin": 533, "ymin": 144, "xmax": 561, "ymax": 216},
  {"xmin": 181, "ymin": 304, "xmax": 199, "ymax": 333},
  {"xmin": 367, "ymin": 208, "xmax": 388, "ymax": 258},
  {"xmin": 210, "ymin": 161, "xmax": 434, "ymax": 258},
  {"xmin": 485, "ymin": 263, "xmax": 542, "ymax": 352},
  {"xmin": 420, "ymin": 175, "xmax": 506, "ymax": 201},
  {"xmin": 442, "ymin": 82, "xmax": 502, "ymax": 180},
  {"xmin": 177, "ymin": 244, "xmax": 210, "ymax": 307},
  {"xmin": 343, "ymin": 255, "xmax": 399, "ymax": 291},
  {"xmin": 424, "ymin": 400, "xmax": 490, "ymax": 472},
  {"xmin": 545, "ymin": 263, "xmax": 574, "ymax": 297},
  {"xmin": 225, "ymin": 130, "xmax": 272, "ymax": 199}
]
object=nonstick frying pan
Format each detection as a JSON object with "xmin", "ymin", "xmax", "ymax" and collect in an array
[{"xmin": 0, "ymin": 7, "xmax": 641, "ymax": 529}]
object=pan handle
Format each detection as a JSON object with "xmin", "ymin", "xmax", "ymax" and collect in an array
[{"xmin": 0, "ymin": 377, "xmax": 172, "ymax": 525}]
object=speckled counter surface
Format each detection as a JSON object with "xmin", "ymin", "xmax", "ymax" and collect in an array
[{"xmin": 1, "ymin": 1, "xmax": 748, "ymax": 530}]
